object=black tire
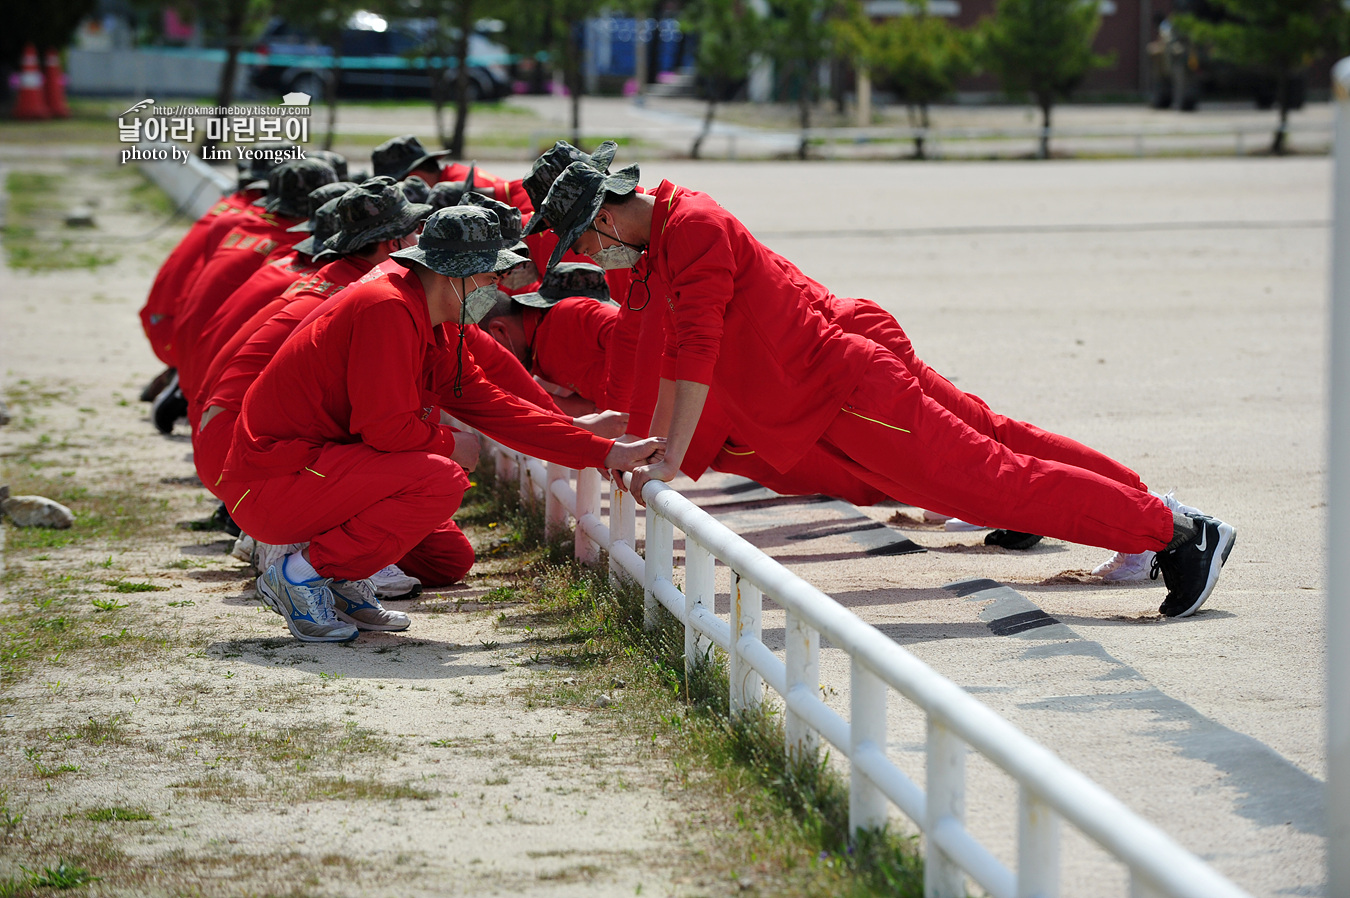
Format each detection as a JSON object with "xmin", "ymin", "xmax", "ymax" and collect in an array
[{"xmin": 286, "ymin": 72, "xmax": 327, "ymax": 103}]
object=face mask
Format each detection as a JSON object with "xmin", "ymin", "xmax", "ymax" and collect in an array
[
  {"xmin": 463, "ymin": 283, "xmax": 508, "ymax": 325},
  {"xmin": 589, "ymin": 219, "xmax": 643, "ymax": 270},
  {"xmin": 500, "ymin": 262, "xmax": 539, "ymax": 291}
]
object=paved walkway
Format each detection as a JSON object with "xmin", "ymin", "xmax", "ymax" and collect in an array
[{"xmin": 623, "ymin": 154, "xmax": 1329, "ymax": 896}]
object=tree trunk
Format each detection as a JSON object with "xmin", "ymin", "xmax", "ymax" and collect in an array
[
  {"xmin": 215, "ymin": 0, "xmax": 246, "ymax": 108},
  {"xmin": 797, "ymin": 88, "xmax": 810, "ymax": 161},
  {"xmin": 323, "ymin": 52, "xmax": 340, "ymax": 151},
  {"xmin": 1271, "ymin": 71, "xmax": 1289, "ymax": 155},
  {"xmin": 432, "ymin": 66, "xmax": 450, "ymax": 147},
  {"xmin": 1038, "ymin": 99, "xmax": 1053, "ymax": 160},
  {"xmin": 692, "ymin": 96, "xmax": 717, "ymax": 159},
  {"xmin": 565, "ymin": 23, "xmax": 583, "ymax": 145},
  {"xmin": 449, "ymin": 0, "xmax": 474, "ymax": 158},
  {"xmin": 913, "ymin": 103, "xmax": 929, "ymax": 160}
]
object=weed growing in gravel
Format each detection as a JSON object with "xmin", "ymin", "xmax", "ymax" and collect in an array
[{"xmin": 468, "ymin": 462, "xmax": 924, "ymax": 896}]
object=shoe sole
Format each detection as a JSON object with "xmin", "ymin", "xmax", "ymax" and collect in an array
[
  {"xmin": 334, "ymin": 608, "xmax": 412, "ymax": 632},
  {"xmin": 258, "ymin": 578, "xmax": 359, "ymax": 643},
  {"xmin": 1169, "ymin": 523, "xmax": 1236, "ymax": 618},
  {"xmin": 373, "ymin": 584, "xmax": 422, "ymax": 601}
]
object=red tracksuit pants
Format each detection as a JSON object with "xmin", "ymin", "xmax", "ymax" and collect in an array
[
  {"xmin": 813, "ymin": 348, "xmax": 1174, "ymax": 554},
  {"xmin": 711, "ymin": 442, "xmax": 891, "ymax": 507},
  {"xmin": 212, "ymin": 437, "xmax": 475, "ymax": 585},
  {"xmin": 848, "ymin": 300, "xmax": 1147, "ymax": 491}
]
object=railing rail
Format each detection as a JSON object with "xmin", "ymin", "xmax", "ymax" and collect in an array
[{"xmin": 480, "ymin": 436, "xmax": 1251, "ymax": 898}]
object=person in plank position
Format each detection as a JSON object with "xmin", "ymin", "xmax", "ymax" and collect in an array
[{"xmin": 532, "ymin": 160, "xmax": 1236, "ymax": 619}]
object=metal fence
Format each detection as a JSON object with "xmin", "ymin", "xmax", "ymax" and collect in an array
[{"xmin": 481, "ymin": 437, "xmax": 1251, "ymax": 898}]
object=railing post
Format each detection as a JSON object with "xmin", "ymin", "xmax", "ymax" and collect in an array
[
  {"xmin": 544, "ymin": 463, "xmax": 569, "ymax": 541},
  {"xmin": 516, "ymin": 451, "xmax": 529, "ymax": 501},
  {"xmin": 1017, "ymin": 786, "xmax": 1060, "ymax": 898},
  {"xmin": 609, "ymin": 479, "xmax": 635, "ymax": 586},
  {"xmin": 1329, "ymin": 55, "xmax": 1350, "ymax": 898},
  {"xmin": 849, "ymin": 659, "xmax": 888, "ymax": 838},
  {"xmin": 684, "ymin": 540, "xmax": 714, "ymax": 676},
  {"xmin": 729, "ymin": 572, "xmax": 763, "ymax": 717},
  {"xmin": 643, "ymin": 506, "xmax": 672, "ymax": 631},
  {"xmin": 574, "ymin": 466, "xmax": 601, "ymax": 564},
  {"xmin": 925, "ymin": 719, "xmax": 966, "ymax": 898},
  {"xmin": 784, "ymin": 611, "xmax": 819, "ymax": 762}
]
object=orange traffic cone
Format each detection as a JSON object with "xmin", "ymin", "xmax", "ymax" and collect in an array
[
  {"xmin": 43, "ymin": 48, "xmax": 70, "ymax": 118},
  {"xmin": 13, "ymin": 43, "xmax": 50, "ymax": 120}
]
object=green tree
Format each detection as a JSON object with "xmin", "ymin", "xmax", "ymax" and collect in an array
[
  {"xmin": 2, "ymin": 0, "xmax": 97, "ymax": 72},
  {"xmin": 1174, "ymin": 0, "xmax": 1347, "ymax": 154},
  {"xmin": 767, "ymin": 0, "xmax": 838, "ymax": 160},
  {"xmin": 270, "ymin": 0, "xmax": 365, "ymax": 149},
  {"xmin": 495, "ymin": 0, "xmax": 612, "ymax": 147},
  {"xmin": 980, "ymin": 0, "xmax": 1111, "ymax": 159},
  {"xmin": 833, "ymin": 4, "xmax": 975, "ymax": 159},
  {"xmin": 682, "ymin": 0, "xmax": 767, "ymax": 158},
  {"xmin": 127, "ymin": 0, "xmax": 274, "ymax": 112}
]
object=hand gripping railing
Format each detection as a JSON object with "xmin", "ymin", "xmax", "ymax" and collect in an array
[{"xmin": 480, "ymin": 438, "xmax": 1251, "ymax": 898}]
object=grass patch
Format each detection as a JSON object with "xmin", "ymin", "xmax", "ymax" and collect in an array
[
  {"xmin": 102, "ymin": 580, "xmax": 169, "ymax": 594},
  {"xmin": 302, "ymin": 776, "xmax": 437, "ymax": 803},
  {"xmin": 2, "ymin": 172, "xmax": 117, "ymax": 272},
  {"xmin": 466, "ymin": 460, "xmax": 924, "ymax": 896},
  {"xmin": 84, "ymin": 807, "xmax": 152, "ymax": 822}
]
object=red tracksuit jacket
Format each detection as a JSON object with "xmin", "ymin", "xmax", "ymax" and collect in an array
[
  {"xmin": 139, "ymin": 191, "xmax": 257, "ymax": 365},
  {"xmin": 648, "ymin": 180, "xmax": 875, "ymax": 473},
  {"xmin": 223, "ymin": 269, "xmax": 612, "ymax": 482},
  {"xmin": 175, "ymin": 212, "xmax": 305, "ymax": 398}
]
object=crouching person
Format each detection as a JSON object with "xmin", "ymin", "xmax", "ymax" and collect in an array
[{"xmin": 217, "ymin": 205, "xmax": 664, "ymax": 643}]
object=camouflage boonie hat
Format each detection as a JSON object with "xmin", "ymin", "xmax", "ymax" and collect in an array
[
  {"xmin": 399, "ymin": 175, "xmax": 432, "ymax": 205},
  {"xmin": 323, "ymin": 177, "xmax": 433, "ymax": 255},
  {"xmin": 458, "ymin": 191, "xmax": 533, "ymax": 277},
  {"xmin": 371, "ymin": 134, "xmax": 450, "ymax": 180},
  {"xmin": 291, "ymin": 195, "xmax": 347, "ymax": 259},
  {"xmin": 238, "ymin": 142, "xmax": 298, "ymax": 191},
  {"xmin": 287, "ymin": 181, "xmax": 357, "ymax": 232},
  {"xmin": 307, "ymin": 149, "xmax": 349, "ymax": 181},
  {"xmin": 389, "ymin": 205, "xmax": 522, "ymax": 284},
  {"xmin": 521, "ymin": 140, "xmax": 618, "ymax": 220},
  {"xmin": 254, "ymin": 158, "xmax": 339, "ymax": 218},
  {"xmin": 512, "ymin": 262, "xmax": 610, "ymax": 309},
  {"xmin": 426, "ymin": 165, "xmax": 477, "ymax": 210},
  {"xmin": 537, "ymin": 161, "xmax": 640, "ymax": 270}
]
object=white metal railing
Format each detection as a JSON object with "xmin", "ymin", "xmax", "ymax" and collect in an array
[
  {"xmin": 528, "ymin": 119, "xmax": 1333, "ymax": 161},
  {"xmin": 480, "ymin": 437, "xmax": 1251, "ymax": 898}
]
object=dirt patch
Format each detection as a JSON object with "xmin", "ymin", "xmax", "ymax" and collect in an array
[{"xmin": 0, "ymin": 154, "xmax": 707, "ymax": 896}]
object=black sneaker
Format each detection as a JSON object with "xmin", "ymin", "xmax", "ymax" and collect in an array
[
  {"xmin": 151, "ymin": 373, "xmax": 187, "ymax": 435},
  {"xmin": 1150, "ymin": 513, "xmax": 1236, "ymax": 618},
  {"xmin": 984, "ymin": 529, "xmax": 1043, "ymax": 551},
  {"xmin": 139, "ymin": 366, "xmax": 176, "ymax": 402}
]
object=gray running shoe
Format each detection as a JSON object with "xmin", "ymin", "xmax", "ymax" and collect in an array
[
  {"xmin": 369, "ymin": 564, "xmax": 422, "ymax": 600},
  {"xmin": 257, "ymin": 564, "xmax": 357, "ymax": 643},
  {"xmin": 331, "ymin": 578, "xmax": 411, "ymax": 631}
]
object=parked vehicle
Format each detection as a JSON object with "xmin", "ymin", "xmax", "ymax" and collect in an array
[
  {"xmin": 1146, "ymin": 2, "xmax": 1306, "ymax": 112},
  {"xmin": 249, "ymin": 12, "xmax": 514, "ymax": 103}
]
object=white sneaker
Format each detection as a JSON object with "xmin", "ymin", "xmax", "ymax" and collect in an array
[
  {"xmin": 1092, "ymin": 549, "xmax": 1156, "ymax": 581},
  {"xmin": 943, "ymin": 517, "xmax": 987, "ymax": 532},
  {"xmin": 1156, "ymin": 490, "xmax": 1201, "ymax": 517},
  {"xmin": 368, "ymin": 564, "xmax": 422, "ymax": 600},
  {"xmin": 330, "ymin": 579, "xmax": 412, "ymax": 631},
  {"xmin": 230, "ymin": 534, "xmax": 256, "ymax": 563}
]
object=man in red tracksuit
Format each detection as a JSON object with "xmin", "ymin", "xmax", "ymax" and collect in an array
[
  {"xmin": 534, "ymin": 161, "xmax": 1237, "ymax": 620},
  {"xmin": 138, "ymin": 146, "xmax": 296, "ymax": 380},
  {"xmin": 171, "ymin": 159, "xmax": 339, "ymax": 418},
  {"xmin": 479, "ymin": 263, "xmax": 889, "ymax": 507},
  {"xmin": 215, "ymin": 204, "xmax": 664, "ymax": 642},
  {"xmin": 192, "ymin": 180, "xmax": 356, "ymax": 404}
]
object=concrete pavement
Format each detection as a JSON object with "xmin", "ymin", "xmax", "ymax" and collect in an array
[{"xmin": 608, "ymin": 155, "xmax": 1330, "ymax": 896}]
